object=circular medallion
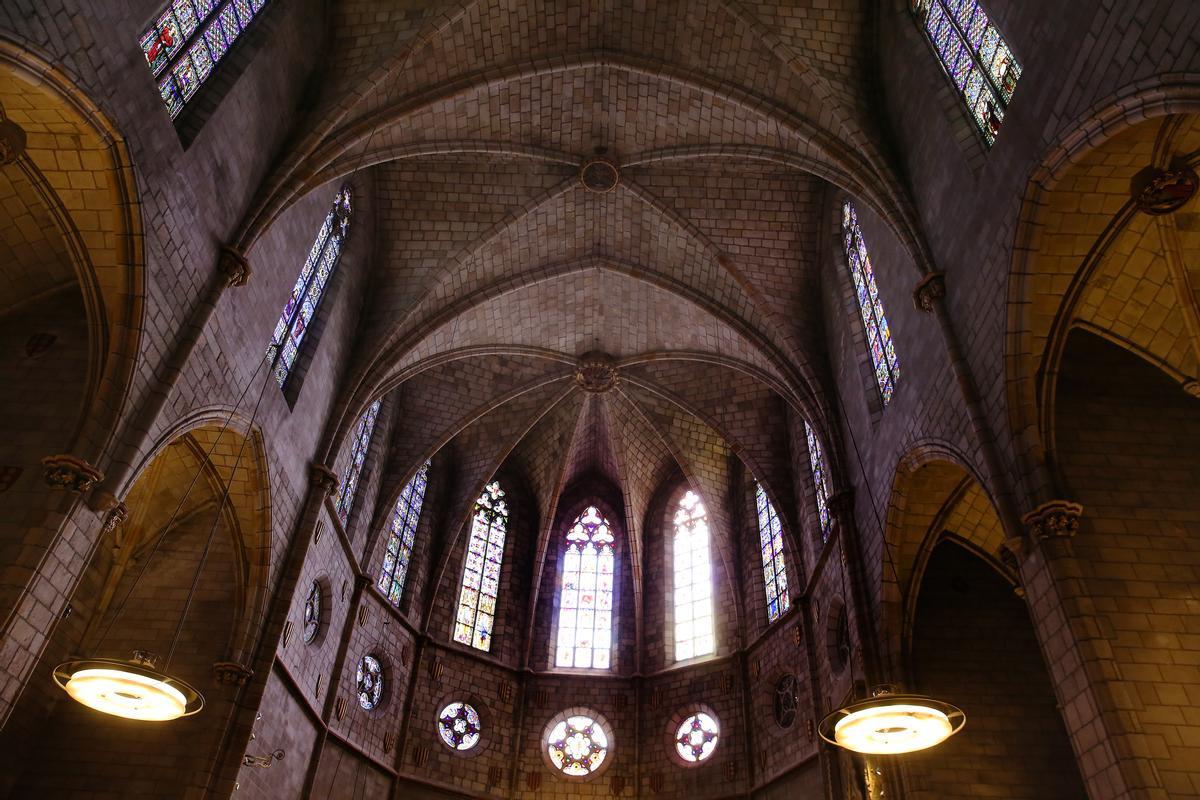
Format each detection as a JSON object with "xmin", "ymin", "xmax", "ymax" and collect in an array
[
  {"xmin": 1132, "ymin": 165, "xmax": 1199, "ymax": 215},
  {"xmin": 579, "ymin": 157, "xmax": 620, "ymax": 193},
  {"xmin": 356, "ymin": 655, "xmax": 384, "ymax": 710},
  {"xmin": 438, "ymin": 702, "xmax": 482, "ymax": 750},
  {"xmin": 773, "ymin": 673, "xmax": 800, "ymax": 729},
  {"xmin": 545, "ymin": 712, "xmax": 610, "ymax": 778},
  {"xmin": 674, "ymin": 712, "xmax": 720, "ymax": 763},
  {"xmin": 302, "ymin": 580, "xmax": 322, "ymax": 644}
]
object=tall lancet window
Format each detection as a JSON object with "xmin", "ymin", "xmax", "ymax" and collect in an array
[
  {"xmin": 266, "ymin": 187, "xmax": 352, "ymax": 387},
  {"xmin": 912, "ymin": 0, "xmax": 1021, "ymax": 146},
  {"xmin": 842, "ymin": 200, "xmax": 900, "ymax": 405},
  {"xmin": 755, "ymin": 482, "xmax": 790, "ymax": 623},
  {"xmin": 673, "ymin": 490, "xmax": 714, "ymax": 661},
  {"xmin": 378, "ymin": 460, "xmax": 431, "ymax": 607},
  {"xmin": 333, "ymin": 400, "xmax": 380, "ymax": 526},
  {"xmin": 140, "ymin": 0, "xmax": 271, "ymax": 118},
  {"xmin": 555, "ymin": 506, "xmax": 616, "ymax": 670},
  {"xmin": 805, "ymin": 421, "xmax": 833, "ymax": 540},
  {"xmin": 454, "ymin": 481, "xmax": 508, "ymax": 651}
]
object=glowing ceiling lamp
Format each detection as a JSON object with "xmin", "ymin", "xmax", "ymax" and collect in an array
[
  {"xmin": 819, "ymin": 686, "xmax": 965, "ymax": 755},
  {"xmin": 53, "ymin": 651, "xmax": 203, "ymax": 722}
]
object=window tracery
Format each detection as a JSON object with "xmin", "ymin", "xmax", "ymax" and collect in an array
[
  {"xmin": 378, "ymin": 460, "xmax": 431, "ymax": 607},
  {"xmin": 554, "ymin": 505, "xmax": 615, "ymax": 670},
  {"xmin": 333, "ymin": 399, "xmax": 381, "ymax": 526},
  {"xmin": 356, "ymin": 655, "xmax": 383, "ymax": 710},
  {"xmin": 437, "ymin": 702, "xmax": 482, "ymax": 751},
  {"xmin": 673, "ymin": 490, "xmax": 714, "ymax": 661},
  {"xmin": 140, "ymin": 0, "xmax": 270, "ymax": 118},
  {"xmin": 912, "ymin": 0, "xmax": 1022, "ymax": 146},
  {"xmin": 454, "ymin": 481, "xmax": 508, "ymax": 651},
  {"xmin": 674, "ymin": 712, "xmax": 720, "ymax": 763},
  {"xmin": 266, "ymin": 187, "xmax": 352, "ymax": 387},
  {"xmin": 842, "ymin": 200, "xmax": 899, "ymax": 405},
  {"xmin": 755, "ymin": 481, "xmax": 790, "ymax": 623},
  {"xmin": 545, "ymin": 713, "xmax": 610, "ymax": 777}
]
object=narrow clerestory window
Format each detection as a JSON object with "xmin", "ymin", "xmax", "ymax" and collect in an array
[
  {"xmin": 378, "ymin": 460, "xmax": 431, "ymax": 607},
  {"xmin": 454, "ymin": 481, "xmax": 508, "ymax": 651},
  {"xmin": 554, "ymin": 505, "xmax": 616, "ymax": 670},
  {"xmin": 842, "ymin": 200, "xmax": 900, "ymax": 406},
  {"xmin": 333, "ymin": 400, "xmax": 381, "ymax": 526},
  {"xmin": 673, "ymin": 490, "xmax": 714, "ymax": 661},
  {"xmin": 754, "ymin": 481, "xmax": 790, "ymax": 623},
  {"xmin": 804, "ymin": 421, "xmax": 833, "ymax": 541}
]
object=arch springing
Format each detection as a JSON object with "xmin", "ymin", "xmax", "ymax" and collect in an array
[
  {"xmin": 555, "ymin": 506, "xmax": 615, "ymax": 670},
  {"xmin": 755, "ymin": 481, "xmax": 790, "ymax": 623},
  {"xmin": 266, "ymin": 187, "xmax": 352, "ymax": 387},
  {"xmin": 804, "ymin": 421, "xmax": 833, "ymax": 540},
  {"xmin": 140, "ymin": 0, "xmax": 270, "ymax": 118},
  {"xmin": 333, "ymin": 399, "xmax": 381, "ymax": 526},
  {"xmin": 673, "ymin": 490, "xmax": 714, "ymax": 661},
  {"xmin": 842, "ymin": 200, "xmax": 899, "ymax": 405},
  {"xmin": 378, "ymin": 460, "xmax": 431, "ymax": 606},
  {"xmin": 454, "ymin": 481, "xmax": 508, "ymax": 651},
  {"xmin": 912, "ymin": 0, "xmax": 1021, "ymax": 146}
]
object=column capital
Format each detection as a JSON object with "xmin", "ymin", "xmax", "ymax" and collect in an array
[
  {"xmin": 217, "ymin": 245, "xmax": 253, "ymax": 288},
  {"xmin": 212, "ymin": 660, "xmax": 254, "ymax": 686},
  {"xmin": 41, "ymin": 454, "xmax": 104, "ymax": 493},
  {"xmin": 308, "ymin": 462, "xmax": 339, "ymax": 494},
  {"xmin": 1021, "ymin": 499, "xmax": 1083, "ymax": 540},
  {"xmin": 826, "ymin": 488, "xmax": 855, "ymax": 517},
  {"xmin": 912, "ymin": 271, "xmax": 946, "ymax": 313}
]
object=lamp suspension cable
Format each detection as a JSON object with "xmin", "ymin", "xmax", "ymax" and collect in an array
[
  {"xmin": 814, "ymin": 380, "xmax": 965, "ymax": 755},
  {"xmin": 54, "ymin": 354, "xmax": 272, "ymax": 722}
]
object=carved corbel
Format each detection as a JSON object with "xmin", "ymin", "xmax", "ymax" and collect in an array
[
  {"xmin": 217, "ymin": 246, "xmax": 253, "ymax": 288},
  {"xmin": 0, "ymin": 117, "xmax": 27, "ymax": 165},
  {"xmin": 308, "ymin": 462, "xmax": 339, "ymax": 496},
  {"xmin": 1021, "ymin": 500, "xmax": 1083, "ymax": 541},
  {"xmin": 213, "ymin": 661, "xmax": 254, "ymax": 686},
  {"xmin": 912, "ymin": 272, "xmax": 946, "ymax": 313},
  {"xmin": 41, "ymin": 454, "xmax": 104, "ymax": 493}
]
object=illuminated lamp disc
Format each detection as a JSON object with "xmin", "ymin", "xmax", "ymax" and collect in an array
[
  {"xmin": 819, "ymin": 693, "xmax": 964, "ymax": 755},
  {"xmin": 53, "ymin": 659, "xmax": 204, "ymax": 722}
]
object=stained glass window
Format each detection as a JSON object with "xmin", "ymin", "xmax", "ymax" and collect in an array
[
  {"xmin": 546, "ymin": 713, "xmax": 609, "ymax": 777},
  {"xmin": 773, "ymin": 674, "xmax": 800, "ymax": 729},
  {"xmin": 555, "ymin": 506, "xmax": 615, "ymax": 670},
  {"xmin": 673, "ymin": 490, "xmax": 714, "ymax": 661},
  {"xmin": 356, "ymin": 654, "xmax": 383, "ymax": 710},
  {"xmin": 804, "ymin": 421, "xmax": 833, "ymax": 540},
  {"xmin": 333, "ymin": 399, "xmax": 381, "ymax": 526},
  {"xmin": 139, "ymin": 0, "xmax": 270, "ymax": 118},
  {"xmin": 675, "ymin": 712, "xmax": 720, "ymax": 763},
  {"xmin": 302, "ymin": 580, "xmax": 321, "ymax": 644},
  {"xmin": 266, "ymin": 187, "xmax": 352, "ymax": 387},
  {"xmin": 453, "ymin": 481, "xmax": 508, "ymax": 651},
  {"xmin": 377, "ymin": 460, "xmax": 431, "ymax": 607},
  {"xmin": 755, "ymin": 482, "xmax": 790, "ymax": 623},
  {"xmin": 842, "ymin": 201, "xmax": 899, "ymax": 405},
  {"xmin": 437, "ymin": 702, "xmax": 481, "ymax": 751},
  {"xmin": 912, "ymin": 0, "xmax": 1021, "ymax": 146}
]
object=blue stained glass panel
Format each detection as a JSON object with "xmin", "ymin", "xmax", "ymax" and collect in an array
[
  {"xmin": 842, "ymin": 201, "xmax": 898, "ymax": 404},
  {"xmin": 333, "ymin": 399, "xmax": 380, "ymax": 526},
  {"xmin": 755, "ymin": 481, "xmax": 791, "ymax": 623},
  {"xmin": 805, "ymin": 421, "xmax": 832, "ymax": 539},
  {"xmin": 454, "ymin": 482, "xmax": 509, "ymax": 652},
  {"xmin": 377, "ymin": 460, "xmax": 431, "ymax": 607}
]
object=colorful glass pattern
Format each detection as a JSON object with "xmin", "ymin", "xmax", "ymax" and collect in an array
[
  {"xmin": 266, "ymin": 187, "xmax": 352, "ymax": 387},
  {"xmin": 302, "ymin": 580, "xmax": 321, "ymax": 644},
  {"xmin": 378, "ymin": 460, "xmax": 431, "ymax": 607},
  {"xmin": 913, "ymin": 0, "xmax": 1021, "ymax": 146},
  {"xmin": 675, "ymin": 712, "xmax": 720, "ymax": 763},
  {"xmin": 755, "ymin": 481, "xmax": 790, "ymax": 623},
  {"xmin": 437, "ymin": 702, "xmax": 482, "ymax": 751},
  {"xmin": 356, "ymin": 654, "xmax": 383, "ymax": 710},
  {"xmin": 333, "ymin": 399, "xmax": 381, "ymax": 526},
  {"xmin": 139, "ymin": 0, "xmax": 270, "ymax": 118},
  {"xmin": 555, "ymin": 506, "xmax": 616, "ymax": 670},
  {"xmin": 804, "ymin": 421, "xmax": 833, "ymax": 540},
  {"xmin": 673, "ymin": 490, "xmax": 714, "ymax": 661},
  {"xmin": 546, "ymin": 714, "xmax": 609, "ymax": 777},
  {"xmin": 453, "ymin": 481, "xmax": 508, "ymax": 652},
  {"xmin": 842, "ymin": 201, "xmax": 899, "ymax": 405}
]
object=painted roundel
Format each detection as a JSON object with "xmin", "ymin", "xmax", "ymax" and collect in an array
[
  {"xmin": 438, "ymin": 702, "xmax": 482, "ymax": 751},
  {"xmin": 546, "ymin": 713, "xmax": 609, "ymax": 777},
  {"xmin": 675, "ymin": 712, "xmax": 720, "ymax": 763},
  {"xmin": 356, "ymin": 655, "xmax": 384, "ymax": 710}
]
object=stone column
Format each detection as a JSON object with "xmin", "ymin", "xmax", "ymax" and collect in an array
[{"xmin": 1013, "ymin": 501, "xmax": 1166, "ymax": 799}]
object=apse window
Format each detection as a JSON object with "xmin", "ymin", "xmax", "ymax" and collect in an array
[
  {"xmin": 804, "ymin": 421, "xmax": 833, "ymax": 540},
  {"xmin": 378, "ymin": 460, "xmax": 431, "ymax": 607},
  {"xmin": 912, "ymin": 0, "xmax": 1021, "ymax": 146},
  {"xmin": 673, "ymin": 490, "xmax": 715, "ymax": 661},
  {"xmin": 555, "ymin": 505, "xmax": 616, "ymax": 670},
  {"xmin": 453, "ymin": 481, "xmax": 509, "ymax": 651},
  {"xmin": 544, "ymin": 711, "xmax": 611, "ymax": 778},
  {"xmin": 842, "ymin": 201, "xmax": 899, "ymax": 406},
  {"xmin": 356, "ymin": 654, "xmax": 384, "ymax": 710},
  {"xmin": 674, "ymin": 711, "xmax": 720, "ymax": 764},
  {"xmin": 140, "ymin": 0, "xmax": 270, "ymax": 118},
  {"xmin": 266, "ymin": 186, "xmax": 352, "ymax": 388},
  {"xmin": 333, "ymin": 399, "xmax": 381, "ymax": 526},
  {"xmin": 755, "ymin": 482, "xmax": 790, "ymax": 623},
  {"xmin": 437, "ymin": 702, "xmax": 482, "ymax": 751},
  {"xmin": 301, "ymin": 579, "xmax": 322, "ymax": 644}
]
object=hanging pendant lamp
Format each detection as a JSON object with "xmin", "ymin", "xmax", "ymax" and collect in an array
[
  {"xmin": 819, "ymin": 684, "xmax": 964, "ymax": 755},
  {"xmin": 53, "ymin": 650, "xmax": 203, "ymax": 721}
]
